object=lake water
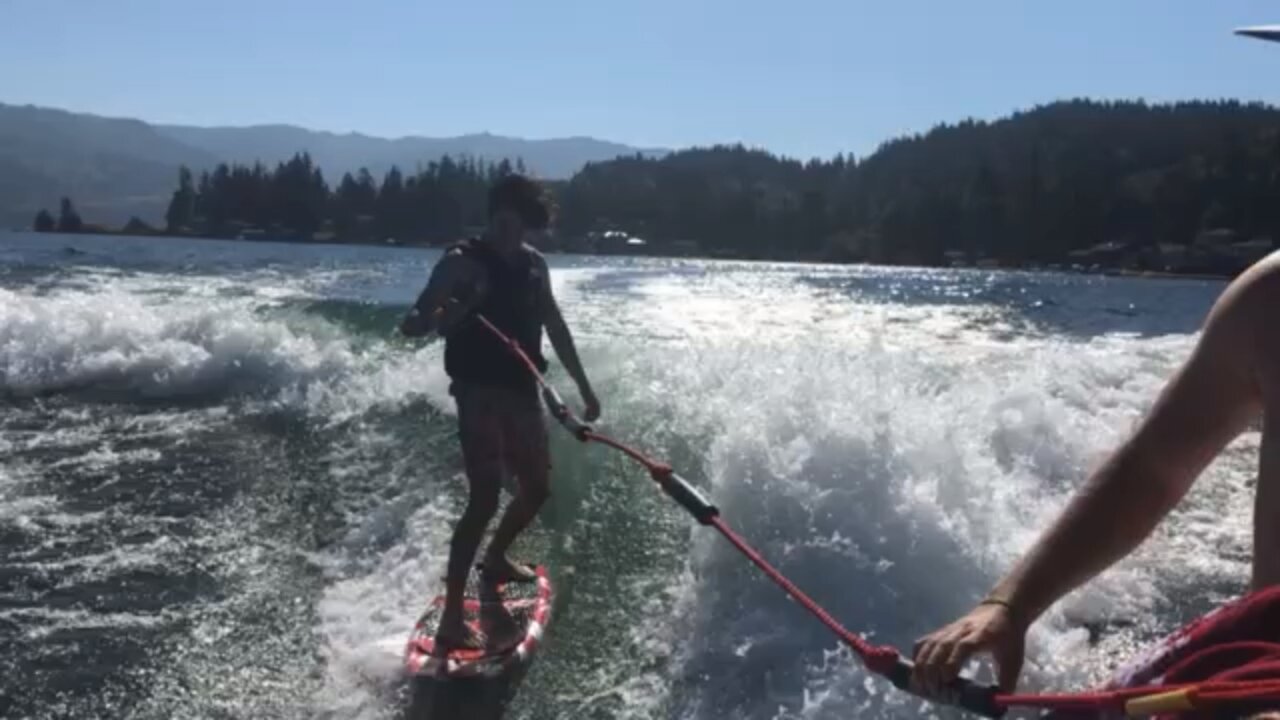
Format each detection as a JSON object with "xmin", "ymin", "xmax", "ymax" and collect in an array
[{"xmin": 0, "ymin": 231, "xmax": 1253, "ymax": 719}]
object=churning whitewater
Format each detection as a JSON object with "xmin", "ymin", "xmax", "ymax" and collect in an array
[{"xmin": 0, "ymin": 232, "xmax": 1253, "ymax": 719}]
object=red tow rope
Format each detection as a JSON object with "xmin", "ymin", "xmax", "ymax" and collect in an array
[{"xmin": 467, "ymin": 313, "xmax": 1280, "ymax": 718}]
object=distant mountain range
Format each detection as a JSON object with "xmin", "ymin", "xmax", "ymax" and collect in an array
[{"xmin": 0, "ymin": 102, "xmax": 666, "ymax": 227}]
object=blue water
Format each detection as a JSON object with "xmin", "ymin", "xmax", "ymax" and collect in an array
[{"xmin": 0, "ymin": 231, "xmax": 1251, "ymax": 719}]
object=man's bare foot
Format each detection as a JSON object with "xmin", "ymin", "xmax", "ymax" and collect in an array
[
  {"xmin": 480, "ymin": 602, "xmax": 524, "ymax": 652},
  {"xmin": 433, "ymin": 616, "xmax": 485, "ymax": 654},
  {"xmin": 479, "ymin": 553, "xmax": 537, "ymax": 584}
]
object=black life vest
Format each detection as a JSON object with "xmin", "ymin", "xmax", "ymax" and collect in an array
[{"xmin": 443, "ymin": 238, "xmax": 548, "ymax": 392}]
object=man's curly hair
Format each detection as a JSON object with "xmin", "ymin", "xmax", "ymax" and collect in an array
[{"xmin": 488, "ymin": 173, "xmax": 552, "ymax": 231}]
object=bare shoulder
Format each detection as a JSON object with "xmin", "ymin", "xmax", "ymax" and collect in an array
[
  {"xmin": 1213, "ymin": 252, "xmax": 1280, "ymax": 337},
  {"xmin": 1116, "ymin": 256, "xmax": 1273, "ymax": 486},
  {"xmin": 1231, "ymin": 253, "xmax": 1280, "ymax": 392},
  {"xmin": 1223, "ymin": 249, "xmax": 1280, "ymax": 288},
  {"xmin": 1203, "ymin": 252, "xmax": 1280, "ymax": 394}
]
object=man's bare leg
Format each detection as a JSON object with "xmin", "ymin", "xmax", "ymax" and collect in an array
[
  {"xmin": 434, "ymin": 485, "xmax": 500, "ymax": 648},
  {"xmin": 482, "ymin": 473, "xmax": 549, "ymax": 582},
  {"xmin": 435, "ymin": 394, "xmax": 504, "ymax": 651},
  {"xmin": 482, "ymin": 403, "xmax": 550, "ymax": 584},
  {"xmin": 476, "ymin": 469, "xmax": 547, "ymax": 651},
  {"xmin": 477, "ymin": 574, "xmax": 522, "ymax": 652}
]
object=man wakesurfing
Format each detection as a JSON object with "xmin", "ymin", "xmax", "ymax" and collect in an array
[
  {"xmin": 399, "ymin": 173, "xmax": 601, "ymax": 653},
  {"xmin": 912, "ymin": 251, "xmax": 1280, "ymax": 718}
]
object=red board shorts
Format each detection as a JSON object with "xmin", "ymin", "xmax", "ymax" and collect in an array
[
  {"xmin": 452, "ymin": 382, "xmax": 551, "ymax": 480},
  {"xmin": 1046, "ymin": 585, "xmax": 1280, "ymax": 719}
]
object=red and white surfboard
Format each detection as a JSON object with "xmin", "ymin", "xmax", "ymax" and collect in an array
[{"xmin": 404, "ymin": 566, "xmax": 553, "ymax": 680}]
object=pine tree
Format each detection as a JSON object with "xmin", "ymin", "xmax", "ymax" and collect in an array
[
  {"xmin": 33, "ymin": 209, "xmax": 55, "ymax": 232},
  {"xmin": 57, "ymin": 197, "xmax": 83, "ymax": 233},
  {"xmin": 165, "ymin": 166, "xmax": 197, "ymax": 232},
  {"xmin": 376, "ymin": 166, "xmax": 405, "ymax": 240}
]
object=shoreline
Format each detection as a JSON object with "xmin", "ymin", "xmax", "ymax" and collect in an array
[{"xmin": 5, "ymin": 227, "xmax": 1238, "ymax": 282}]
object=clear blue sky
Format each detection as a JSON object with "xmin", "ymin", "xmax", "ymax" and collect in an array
[{"xmin": 2, "ymin": 0, "xmax": 1278, "ymax": 159}]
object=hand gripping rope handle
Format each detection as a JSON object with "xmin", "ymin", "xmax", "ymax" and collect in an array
[{"xmin": 467, "ymin": 313, "xmax": 1280, "ymax": 718}]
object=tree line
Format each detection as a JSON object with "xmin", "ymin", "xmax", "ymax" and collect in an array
[
  {"xmin": 558, "ymin": 99, "xmax": 1280, "ymax": 266},
  {"xmin": 162, "ymin": 153, "xmax": 531, "ymax": 243},
  {"xmin": 33, "ymin": 99, "xmax": 1280, "ymax": 269},
  {"xmin": 34, "ymin": 153, "xmax": 534, "ymax": 245}
]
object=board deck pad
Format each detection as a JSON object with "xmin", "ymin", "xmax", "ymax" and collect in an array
[{"xmin": 404, "ymin": 565, "xmax": 552, "ymax": 679}]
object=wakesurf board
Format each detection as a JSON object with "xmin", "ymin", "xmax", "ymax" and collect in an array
[{"xmin": 404, "ymin": 565, "xmax": 552, "ymax": 680}]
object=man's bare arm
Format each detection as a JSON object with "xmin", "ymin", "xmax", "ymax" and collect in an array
[
  {"xmin": 400, "ymin": 252, "xmax": 475, "ymax": 337},
  {"xmin": 538, "ymin": 256, "xmax": 599, "ymax": 418},
  {"xmin": 987, "ymin": 268, "xmax": 1265, "ymax": 626}
]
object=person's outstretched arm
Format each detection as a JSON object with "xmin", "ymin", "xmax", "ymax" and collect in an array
[{"xmin": 912, "ymin": 259, "xmax": 1271, "ymax": 695}]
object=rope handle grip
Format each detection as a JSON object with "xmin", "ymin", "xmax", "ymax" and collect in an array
[
  {"xmin": 540, "ymin": 385, "xmax": 592, "ymax": 440},
  {"xmin": 653, "ymin": 468, "xmax": 720, "ymax": 525},
  {"xmin": 885, "ymin": 657, "xmax": 1006, "ymax": 718}
]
